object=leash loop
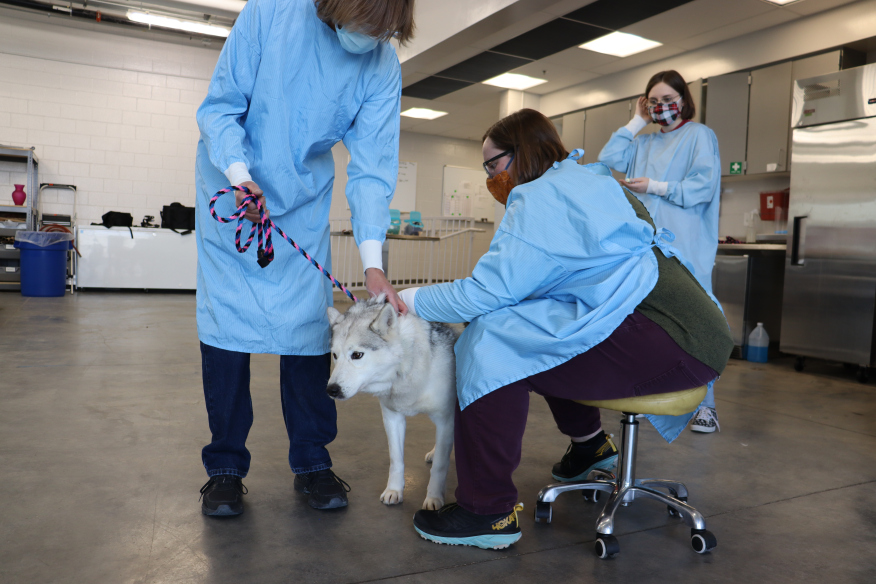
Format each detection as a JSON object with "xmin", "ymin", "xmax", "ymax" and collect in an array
[{"xmin": 209, "ymin": 186, "xmax": 358, "ymax": 302}]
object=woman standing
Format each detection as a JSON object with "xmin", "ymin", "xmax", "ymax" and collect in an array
[
  {"xmin": 194, "ymin": 0, "xmax": 412, "ymax": 516},
  {"xmin": 399, "ymin": 109, "xmax": 732, "ymax": 549},
  {"xmin": 599, "ymin": 70, "xmax": 723, "ymax": 433}
]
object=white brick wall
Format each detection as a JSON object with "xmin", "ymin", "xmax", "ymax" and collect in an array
[{"xmin": 0, "ymin": 10, "xmax": 219, "ymax": 225}]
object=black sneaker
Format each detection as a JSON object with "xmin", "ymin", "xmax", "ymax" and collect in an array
[
  {"xmin": 294, "ymin": 469, "xmax": 350, "ymax": 509},
  {"xmin": 200, "ymin": 475, "xmax": 247, "ymax": 516},
  {"xmin": 551, "ymin": 432, "xmax": 618, "ymax": 482},
  {"xmin": 413, "ymin": 502, "xmax": 524, "ymax": 549}
]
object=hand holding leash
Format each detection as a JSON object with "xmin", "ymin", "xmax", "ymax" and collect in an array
[{"xmin": 210, "ymin": 185, "xmax": 358, "ymax": 302}]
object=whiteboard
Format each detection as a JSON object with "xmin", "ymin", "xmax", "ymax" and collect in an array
[
  {"xmin": 392, "ymin": 161, "xmax": 417, "ymax": 212},
  {"xmin": 442, "ymin": 165, "xmax": 494, "ymax": 222}
]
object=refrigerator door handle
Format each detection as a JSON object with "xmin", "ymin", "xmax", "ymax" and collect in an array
[{"xmin": 791, "ymin": 215, "xmax": 808, "ymax": 266}]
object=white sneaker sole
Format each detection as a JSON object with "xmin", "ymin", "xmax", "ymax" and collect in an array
[{"xmin": 691, "ymin": 424, "xmax": 717, "ymax": 433}]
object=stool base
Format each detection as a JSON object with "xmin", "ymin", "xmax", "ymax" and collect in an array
[{"xmin": 535, "ymin": 413, "xmax": 716, "ymax": 558}]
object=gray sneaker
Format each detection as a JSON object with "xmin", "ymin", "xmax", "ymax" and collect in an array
[{"xmin": 691, "ymin": 406, "xmax": 720, "ymax": 433}]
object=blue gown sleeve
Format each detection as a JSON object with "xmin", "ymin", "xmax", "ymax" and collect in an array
[
  {"xmin": 342, "ymin": 59, "xmax": 402, "ymax": 246},
  {"xmin": 195, "ymin": 0, "xmax": 274, "ymax": 174},
  {"xmin": 598, "ymin": 127, "xmax": 636, "ymax": 174},
  {"xmin": 414, "ymin": 230, "xmax": 567, "ymax": 323},
  {"xmin": 662, "ymin": 130, "xmax": 721, "ymax": 209}
]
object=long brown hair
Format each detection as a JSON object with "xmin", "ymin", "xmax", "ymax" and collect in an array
[
  {"xmin": 645, "ymin": 70, "xmax": 695, "ymax": 120},
  {"xmin": 482, "ymin": 109, "xmax": 569, "ymax": 186},
  {"xmin": 315, "ymin": 0, "xmax": 416, "ymax": 45}
]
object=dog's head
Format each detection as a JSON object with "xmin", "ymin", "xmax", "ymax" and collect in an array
[{"xmin": 325, "ymin": 294, "xmax": 401, "ymax": 400}]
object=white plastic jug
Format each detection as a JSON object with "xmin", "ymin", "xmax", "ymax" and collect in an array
[{"xmin": 747, "ymin": 323, "xmax": 769, "ymax": 363}]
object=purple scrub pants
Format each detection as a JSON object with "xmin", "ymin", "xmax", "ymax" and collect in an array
[{"xmin": 454, "ymin": 311, "xmax": 718, "ymax": 515}]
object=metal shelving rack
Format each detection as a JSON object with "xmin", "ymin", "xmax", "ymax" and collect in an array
[{"xmin": 0, "ymin": 146, "xmax": 40, "ymax": 292}]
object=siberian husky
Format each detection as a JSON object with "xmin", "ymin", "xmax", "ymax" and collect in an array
[{"xmin": 326, "ymin": 295, "xmax": 460, "ymax": 510}]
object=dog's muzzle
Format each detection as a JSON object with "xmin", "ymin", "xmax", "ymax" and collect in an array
[{"xmin": 326, "ymin": 383, "xmax": 343, "ymax": 399}]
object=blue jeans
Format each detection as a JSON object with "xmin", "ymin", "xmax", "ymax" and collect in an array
[{"xmin": 200, "ymin": 342, "xmax": 336, "ymax": 478}]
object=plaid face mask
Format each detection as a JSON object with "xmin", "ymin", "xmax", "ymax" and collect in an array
[{"xmin": 650, "ymin": 101, "xmax": 681, "ymax": 126}]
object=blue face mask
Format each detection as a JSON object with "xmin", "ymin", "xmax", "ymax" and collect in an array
[{"xmin": 336, "ymin": 25, "xmax": 379, "ymax": 54}]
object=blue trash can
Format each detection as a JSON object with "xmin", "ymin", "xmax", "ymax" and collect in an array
[{"xmin": 14, "ymin": 233, "xmax": 73, "ymax": 297}]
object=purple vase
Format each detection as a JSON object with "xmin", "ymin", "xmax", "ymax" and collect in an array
[{"xmin": 11, "ymin": 184, "xmax": 26, "ymax": 206}]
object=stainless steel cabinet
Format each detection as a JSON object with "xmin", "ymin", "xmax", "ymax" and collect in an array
[
  {"xmin": 747, "ymin": 62, "xmax": 793, "ymax": 175},
  {"xmin": 561, "ymin": 111, "xmax": 585, "ymax": 153},
  {"xmin": 713, "ymin": 247, "xmax": 786, "ymax": 356},
  {"xmin": 583, "ymin": 100, "xmax": 632, "ymax": 166},
  {"xmin": 704, "ymin": 72, "xmax": 750, "ymax": 176}
]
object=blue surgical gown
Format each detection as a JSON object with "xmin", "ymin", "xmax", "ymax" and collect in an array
[
  {"xmin": 598, "ymin": 122, "xmax": 721, "ymax": 293},
  {"xmin": 195, "ymin": 0, "xmax": 401, "ymax": 355},
  {"xmin": 415, "ymin": 155, "xmax": 660, "ymax": 404},
  {"xmin": 414, "ymin": 154, "xmax": 714, "ymax": 442}
]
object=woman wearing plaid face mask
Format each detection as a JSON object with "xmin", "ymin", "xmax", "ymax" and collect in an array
[{"xmin": 599, "ymin": 70, "xmax": 723, "ymax": 435}]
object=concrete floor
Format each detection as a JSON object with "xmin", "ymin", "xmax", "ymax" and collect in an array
[{"xmin": 2, "ymin": 291, "xmax": 876, "ymax": 584}]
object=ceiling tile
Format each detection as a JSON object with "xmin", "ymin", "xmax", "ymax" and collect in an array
[
  {"xmin": 564, "ymin": 0, "xmax": 696, "ymax": 30},
  {"xmin": 586, "ymin": 44, "xmax": 687, "ymax": 76},
  {"xmin": 508, "ymin": 61, "xmax": 601, "ymax": 95},
  {"xmin": 436, "ymin": 51, "xmax": 532, "ymax": 83},
  {"xmin": 781, "ymin": 0, "xmax": 859, "ymax": 17},
  {"xmin": 432, "ymin": 83, "xmax": 505, "ymax": 106},
  {"xmin": 673, "ymin": 8, "xmax": 799, "ymax": 52},
  {"xmin": 490, "ymin": 18, "xmax": 608, "ymax": 61},
  {"xmin": 621, "ymin": 0, "xmax": 778, "ymax": 44},
  {"xmin": 401, "ymin": 77, "xmax": 473, "ymax": 100},
  {"xmin": 535, "ymin": 45, "xmax": 620, "ymax": 72}
]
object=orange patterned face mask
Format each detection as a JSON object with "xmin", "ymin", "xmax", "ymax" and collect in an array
[{"xmin": 486, "ymin": 171, "xmax": 514, "ymax": 205}]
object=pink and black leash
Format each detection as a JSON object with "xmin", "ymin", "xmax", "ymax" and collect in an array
[{"xmin": 209, "ymin": 185, "xmax": 359, "ymax": 302}]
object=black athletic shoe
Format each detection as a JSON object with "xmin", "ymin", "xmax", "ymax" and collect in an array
[
  {"xmin": 200, "ymin": 475, "xmax": 247, "ymax": 516},
  {"xmin": 551, "ymin": 432, "xmax": 618, "ymax": 482},
  {"xmin": 294, "ymin": 469, "xmax": 350, "ymax": 509},
  {"xmin": 413, "ymin": 502, "xmax": 524, "ymax": 549}
]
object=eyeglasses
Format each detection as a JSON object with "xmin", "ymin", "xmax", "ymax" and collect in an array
[
  {"xmin": 647, "ymin": 94, "xmax": 681, "ymax": 108},
  {"xmin": 483, "ymin": 150, "xmax": 513, "ymax": 176}
]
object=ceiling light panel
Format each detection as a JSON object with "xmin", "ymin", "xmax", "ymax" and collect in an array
[
  {"xmin": 579, "ymin": 32, "xmax": 662, "ymax": 58},
  {"xmin": 127, "ymin": 11, "xmax": 230, "ymax": 37},
  {"xmin": 482, "ymin": 73, "xmax": 547, "ymax": 91},
  {"xmin": 760, "ymin": 0, "xmax": 803, "ymax": 5},
  {"xmin": 401, "ymin": 108, "xmax": 448, "ymax": 120}
]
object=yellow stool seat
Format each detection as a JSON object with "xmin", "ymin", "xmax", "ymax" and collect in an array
[{"xmin": 575, "ymin": 386, "xmax": 707, "ymax": 417}]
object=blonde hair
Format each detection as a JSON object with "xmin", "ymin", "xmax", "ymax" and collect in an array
[{"xmin": 315, "ymin": 0, "xmax": 416, "ymax": 45}]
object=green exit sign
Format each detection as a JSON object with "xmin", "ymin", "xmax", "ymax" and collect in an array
[{"xmin": 729, "ymin": 161, "xmax": 743, "ymax": 175}]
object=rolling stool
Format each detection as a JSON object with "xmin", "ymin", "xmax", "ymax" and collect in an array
[{"xmin": 534, "ymin": 385, "xmax": 717, "ymax": 559}]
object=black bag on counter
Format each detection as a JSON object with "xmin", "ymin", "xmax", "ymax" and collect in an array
[
  {"xmin": 161, "ymin": 202, "xmax": 196, "ymax": 235},
  {"xmin": 93, "ymin": 211, "xmax": 134, "ymax": 238}
]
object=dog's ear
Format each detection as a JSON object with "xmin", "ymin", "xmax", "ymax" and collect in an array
[
  {"xmin": 369, "ymin": 302, "xmax": 397, "ymax": 337},
  {"xmin": 326, "ymin": 306, "xmax": 343, "ymax": 327}
]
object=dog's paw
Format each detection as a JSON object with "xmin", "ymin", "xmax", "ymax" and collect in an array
[
  {"xmin": 380, "ymin": 489, "xmax": 403, "ymax": 505},
  {"xmin": 422, "ymin": 496, "xmax": 444, "ymax": 510},
  {"xmin": 425, "ymin": 447, "xmax": 435, "ymax": 464}
]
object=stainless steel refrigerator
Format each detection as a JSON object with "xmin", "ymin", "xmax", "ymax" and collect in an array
[{"xmin": 781, "ymin": 63, "xmax": 876, "ymax": 381}]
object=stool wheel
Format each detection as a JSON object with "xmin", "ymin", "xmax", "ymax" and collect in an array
[
  {"xmin": 583, "ymin": 489, "xmax": 601, "ymax": 503},
  {"xmin": 534, "ymin": 501, "xmax": 552, "ymax": 524},
  {"xmin": 595, "ymin": 534, "xmax": 619, "ymax": 559},
  {"xmin": 794, "ymin": 357, "xmax": 806, "ymax": 372},
  {"xmin": 690, "ymin": 529, "xmax": 717, "ymax": 554}
]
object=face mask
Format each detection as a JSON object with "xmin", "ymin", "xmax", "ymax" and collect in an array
[
  {"xmin": 486, "ymin": 171, "xmax": 514, "ymax": 206},
  {"xmin": 336, "ymin": 25, "xmax": 379, "ymax": 54},
  {"xmin": 650, "ymin": 101, "xmax": 681, "ymax": 126}
]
